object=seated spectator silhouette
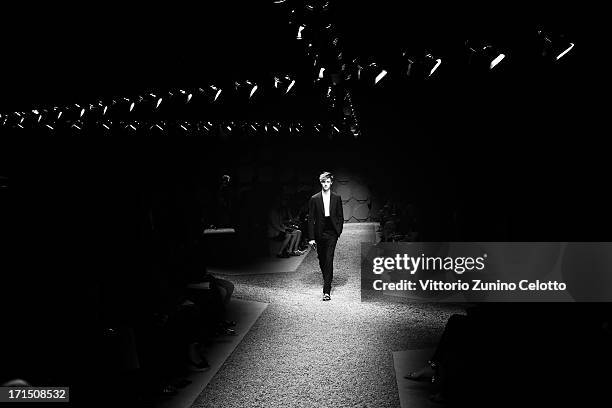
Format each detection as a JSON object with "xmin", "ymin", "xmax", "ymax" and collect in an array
[
  {"xmin": 267, "ymin": 196, "xmax": 305, "ymax": 258},
  {"xmin": 206, "ymin": 174, "xmax": 236, "ymax": 229},
  {"xmin": 404, "ymin": 303, "xmax": 612, "ymax": 407}
]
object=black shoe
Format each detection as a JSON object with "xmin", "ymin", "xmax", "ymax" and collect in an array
[{"xmin": 322, "ymin": 293, "xmax": 331, "ymax": 301}]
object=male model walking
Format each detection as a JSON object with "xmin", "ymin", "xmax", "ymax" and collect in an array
[{"xmin": 308, "ymin": 172, "xmax": 343, "ymax": 301}]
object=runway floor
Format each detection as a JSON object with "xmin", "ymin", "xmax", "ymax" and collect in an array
[{"xmin": 191, "ymin": 223, "xmax": 463, "ymax": 408}]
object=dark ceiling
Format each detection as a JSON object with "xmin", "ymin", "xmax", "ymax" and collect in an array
[{"xmin": 0, "ymin": 1, "xmax": 596, "ymax": 117}]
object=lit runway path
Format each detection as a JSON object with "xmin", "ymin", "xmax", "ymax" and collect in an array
[{"xmin": 193, "ymin": 223, "xmax": 461, "ymax": 408}]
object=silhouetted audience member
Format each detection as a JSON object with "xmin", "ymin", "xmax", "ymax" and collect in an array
[
  {"xmin": 268, "ymin": 196, "xmax": 305, "ymax": 257},
  {"xmin": 404, "ymin": 304, "xmax": 612, "ymax": 407},
  {"xmin": 206, "ymin": 174, "xmax": 236, "ymax": 229}
]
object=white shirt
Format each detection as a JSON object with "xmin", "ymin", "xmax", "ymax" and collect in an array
[{"xmin": 322, "ymin": 190, "xmax": 331, "ymax": 217}]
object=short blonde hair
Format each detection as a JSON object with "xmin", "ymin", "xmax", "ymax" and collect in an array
[{"xmin": 319, "ymin": 172, "xmax": 333, "ymax": 182}]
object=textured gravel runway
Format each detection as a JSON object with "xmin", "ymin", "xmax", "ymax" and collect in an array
[{"xmin": 193, "ymin": 224, "xmax": 463, "ymax": 408}]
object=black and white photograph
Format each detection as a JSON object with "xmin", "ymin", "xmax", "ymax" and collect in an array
[{"xmin": 1, "ymin": 1, "xmax": 610, "ymax": 407}]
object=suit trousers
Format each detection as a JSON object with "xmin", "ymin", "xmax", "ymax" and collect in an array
[{"xmin": 316, "ymin": 229, "xmax": 338, "ymax": 295}]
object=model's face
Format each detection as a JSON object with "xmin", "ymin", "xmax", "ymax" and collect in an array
[{"xmin": 320, "ymin": 178, "xmax": 332, "ymax": 192}]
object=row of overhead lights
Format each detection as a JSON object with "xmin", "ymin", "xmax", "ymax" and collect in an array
[
  {"xmin": 0, "ymin": 117, "xmax": 352, "ymax": 138},
  {"xmin": 276, "ymin": 0, "xmax": 574, "ymax": 84},
  {"xmin": 0, "ymin": 75, "xmax": 300, "ymax": 127},
  {"xmin": 326, "ymin": 30, "xmax": 574, "ymax": 87},
  {"xmin": 274, "ymin": 0, "xmax": 575, "ymax": 141},
  {"xmin": 0, "ymin": 1, "xmax": 575, "ymax": 138}
]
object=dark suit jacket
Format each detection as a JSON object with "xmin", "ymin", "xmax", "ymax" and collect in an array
[{"xmin": 308, "ymin": 191, "xmax": 344, "ymax": 241}]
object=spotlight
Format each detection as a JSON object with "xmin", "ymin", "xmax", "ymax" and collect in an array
[
  {"xmin": 209, "ymin": 85, "xmax": 222, "ymax": 102},
  {"xmin": 247, "ymin": 81, "xmax": 258, "ymax": 98},
  {"xmin": 124, "ymin": 121, "xmax": 138, "ymax": 132},
  {"xmin": 424, "ymin": 53, "xmax": 442, "ymax": 76},
  {"xmin": 235, "ymin": 80, "xmax": 259, "ymax": 100},
  {"xmin": 482, "ymin": 45, "xmax": 506, "ymax": 70},
  {"xmin": 119, "ymin": 97, "xmax": 136, "ymax": 112},
  {"xmin": 150, "ymin": 122, "xmax": 165, "ymax": 132},
  {"xmin": 178, "ymin": 89, "xmax": 193, "ymax": 104},
  {"xmin": 274, "ymin": 75, "xmax": 296, "ymax": 94},
  {"xmin": 555, "ymin": 41, "xmax": 574, "ymax": 60},
  {"xmin": 286, "ymin": 76, "xmax": 296, "ymax": 94},
  {"xmin": 538, "ymin": 29, "xmax": 575, "ymax": 61},
  {"xmin": 374, "ymin": 69, "xmax": 387, "ymax": 84},
  {"xmin": 357, "ymin": 61, "xmax": 388, "ymax": 85},
  {"xmin": 490, "ymin": 52, "xmax": 506, "ymax": 69}
]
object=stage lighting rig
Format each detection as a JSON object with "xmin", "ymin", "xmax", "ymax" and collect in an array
[
  {"xmin": 101, "ymin": 120, "xmax": 112, "ymax": 132},
  {"xmin": 201, "ymin": 121, "xmax": 213, "ymax": 132},
  {"xmin": 374, "ymin": 67, "xmax": 388, "ymax": 85},
  {"xmin": 70, "ymin": 120, "xmax": 83, "ymax": 132},
  {"xmin": 206, "ymin": 85, "xmax": 223, "ymax": 103},
  {"xmin": 356, "ymin": 60, "xmax": 388, "ymax": 85},
  {"xmin": 424, "ymin": 53, "xmax": 442, "ymax": 77},
  {"xmin": 54, "ymin": 107, "xmax": 64, "ymax": 120},
  {"xmin": 154, "ymin": 95, "xmax": 163, "ymax": 110},
  {"xmin": 273, "ymin": 75, "xmax": 296, "ymax": 94},
  {"xmin": 234, "ymin": 80, "xmax": 259, "ymax": 101},
  {"xmin": 538, "ymin": 28, "xmax": 574, "ymax": 61},
  {"xmin": 466, "ymin": 42, "xmax": 507, "ymax": 71},
  {"xmin": 149, "ymin": 121, "xmax": 166, "ymax": 134}
]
